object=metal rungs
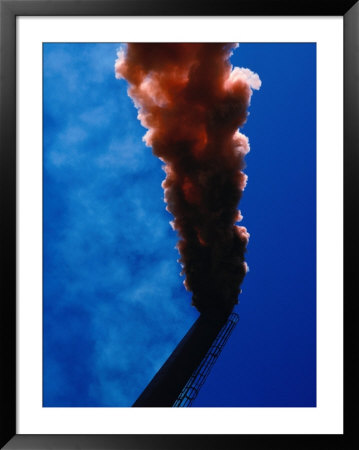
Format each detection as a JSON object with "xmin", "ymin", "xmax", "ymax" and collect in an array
[{"xmin": 173, "ymin": 312, "xmax": 239, "ymax": 407}]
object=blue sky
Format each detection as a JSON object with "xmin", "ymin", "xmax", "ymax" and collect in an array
[{"xmin": 43, "ymin": 43, "xmax": 316, "ymax": 407}]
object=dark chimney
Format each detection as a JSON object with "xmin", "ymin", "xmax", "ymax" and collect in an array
[{"xmin": 133, "ymin": 309, "xmax": 235, "ymax": 407}]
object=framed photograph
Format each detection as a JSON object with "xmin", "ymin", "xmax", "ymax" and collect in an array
[{"xmin": 1, "ymin": 1, "xmax": 357, "ymax": 448}]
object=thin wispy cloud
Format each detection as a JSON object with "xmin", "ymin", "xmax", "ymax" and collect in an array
[{"xmin": 43, "ymin": 43, "xmax": 196, "ymax": 407}]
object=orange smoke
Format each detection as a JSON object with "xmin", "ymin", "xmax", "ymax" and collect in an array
[{"xmin": 116, "ymin": 43, "xmax": 260, "ymax": 314}]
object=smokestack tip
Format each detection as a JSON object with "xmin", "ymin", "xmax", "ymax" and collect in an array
[{"xmin": 193, "ymin": 299, "xmax": 236, "ymax": 321}]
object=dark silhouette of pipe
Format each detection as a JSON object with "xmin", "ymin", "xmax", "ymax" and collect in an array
[{"xmin": 133, "ymin": 310, "xmax": 230, "ymax": 407}]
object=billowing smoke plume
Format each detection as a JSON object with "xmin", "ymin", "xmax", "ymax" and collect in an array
[{"xmin": 116, "ymin": 44, "xmax": 260, "ymax": 315}]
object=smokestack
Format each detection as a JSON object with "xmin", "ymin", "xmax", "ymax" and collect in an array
[
  {"xmin": 115, "ymin": 43, "xmax": 260, "ymax": 406},
  {"xmin": 133, "ymin": 310, "xmax": 236, "ymax": 407}
]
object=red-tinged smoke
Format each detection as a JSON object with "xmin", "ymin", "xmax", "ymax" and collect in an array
[{"xmin": 116, "ymin": 43, "xmax": 260, "ymax": 315}]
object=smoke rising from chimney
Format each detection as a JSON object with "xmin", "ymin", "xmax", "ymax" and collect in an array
[{"xmin": 115, "ymin": 43, "xmax": 260, "ymax": 314}]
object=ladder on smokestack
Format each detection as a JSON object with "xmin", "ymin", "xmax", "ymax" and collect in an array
[{"xmin": 173, "ymin": 312, "xmax": 239, "ymax": 407}]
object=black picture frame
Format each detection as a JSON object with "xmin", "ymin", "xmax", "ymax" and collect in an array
[{"xmin": 1, "ymin": 1, "xmax": 357, "ymax": 448}]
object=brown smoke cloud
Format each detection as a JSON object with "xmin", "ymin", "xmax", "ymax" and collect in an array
[{"xmin": 116, "ymin": 43, "xmax": 260, "ymax": 315}]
